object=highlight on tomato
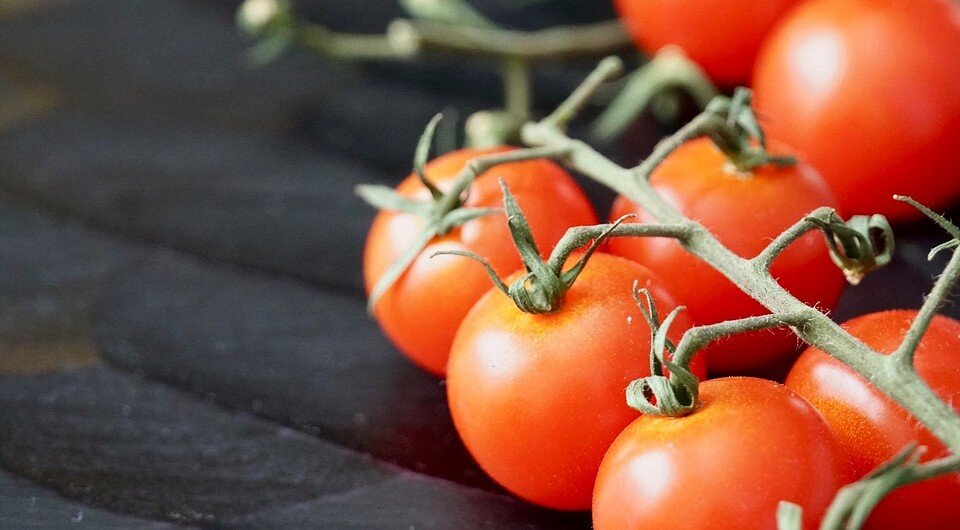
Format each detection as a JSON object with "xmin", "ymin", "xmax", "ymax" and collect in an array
[
  {"xmin": 593, "ymin": 376, "xmax": 851, "ymax": 530},
  {"xmin": 786, "ymin": 310, "xmax": 960, "ymax": 530},
  {"xmin": 753, "ymin": 0, "xmax": 960, "ymax": 221},
  {"xmin": 359, "ymin": 118, "xmax": 596, "ymax": 376},
  {"xmin": 607, "ymin": 94, "xmax": 844, "ymax": 374},
  {"xmin": 613, "ymin": 0, "xmax": 802, "ymax": 86},
  {"xmin": 444, "ymin": 181, "xmax": 705, "ymax": 510}
]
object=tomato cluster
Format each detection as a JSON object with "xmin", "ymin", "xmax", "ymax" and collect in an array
[{"xmin": 358, "ymin": 1, "xmax": 960, "ymax": 525}]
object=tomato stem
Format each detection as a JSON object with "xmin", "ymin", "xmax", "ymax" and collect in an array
[
  {"xmin": 591, "ymin": 45, "xmax": 718, "ymax": 145},
  {"xmin": 892, "ymin": 240, "xmax": 960, "ymax": 368},
  {"xmin": 753, "ymin": 207, "xmax": 836, "ymax": 270}
]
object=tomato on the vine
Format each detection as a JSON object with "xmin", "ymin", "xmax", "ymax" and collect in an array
[
  {"xmin": 786, "ymin": 310, "xmax": 960, "ymax": 530},
  {"xmin": 363, "ymin": 148, "xmax": 597, "ymax": 376},
  {"xmin": 753, "ymin": 0, "xmax": 960, "ymax": 221},
  {"xmin": 446, "ymin": 252, "xmax": 705, "ymax": 510},
  {"xmin": 613, "ymin": 0, "xmax": 802, "ymax": 86},
  {"xmin": 593, "ymin": 377, "xmax": 851, "ymax": 529},
  {"xmin": 608, "ymin": 137, "xmax": 844, "ymax": 374}
]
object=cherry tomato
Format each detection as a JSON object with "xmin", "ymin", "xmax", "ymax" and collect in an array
[
  {"xmin": 786, "ymin": 310, "xmax": 960, "ymax": 530},
  {"xmin": 593, "ymin": 377, "xmax": 851, "ymax": 529},
  {"xmin": 446, "ymin": 253, "xmax": 705, "ymax": 510},
  {"xmin": 613, "ymin": 0, "xmax": 802, "ymax": 86},
  {"xmin": 753, "ymin": 0, "xmax": 960, "ymax": 222},
  {"xmin": 608, "ymin": 137, "xmax": 844, "ymax": 374},
  {"xmin": 363, "ymin": 148, "xmax": 597, "ymax": 376}
]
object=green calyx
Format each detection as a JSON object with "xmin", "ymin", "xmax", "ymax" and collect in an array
[
  {"xmin": 807, "ymin": 210, "xmax": 895, "ymax": 285},
  {"xmin": 357, "ymin": 114, "xmax": 499, "ymax": 313},
  {"xmin": 625, "ymin": 285, "xmax": 700, "ymax": 417},
  {"xmin": 436, "ymin": 180, "xmax": 632, "ymax": 314},
  {"xmin": 704, "ymin": 87, "xmax": 796, "ymax": 173}
]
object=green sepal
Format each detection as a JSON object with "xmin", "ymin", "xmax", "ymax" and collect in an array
[
  {"xmin": 775, "ymin": 501, "xmax": 803, "ymax": 530},
  {"xmin": 355, "ymin": 184, "xmax": 433, "ymax": 216},
  {"xmin": 498, "ymin": 179, "xmax": 547, "ymax": 274},
  {"xmin": 704, "ymin": 88, "xmax": 796, "ymax": 171},
  {"xmin": 429, "ymin": 249, "xmax": 510, "ymax": 295},
  {"xmin": 438, "ymin": 207, "xmax": 501, "ymax": 232},
  {"xmin": 413, "ymin": 114, "xmax": 445, "ymax": 200},
  {"xmin": 625, "ymin": 304, "xmax": 698, "ymax": 417},
  {"xmin": 365, "ymin": 226, "xmax": 439, "ymax": 314},
  {"xmin": 558, "ymin": 214, "xmax": 632, "ymax": 288},
  {"xmin": 810, "ymin": 212, "xmax": 894, "ymax": 285}
]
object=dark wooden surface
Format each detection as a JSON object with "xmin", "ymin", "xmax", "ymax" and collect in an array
[{"xmin": 0, "ymin": 1, "xmax": 957, "ymax": 528}]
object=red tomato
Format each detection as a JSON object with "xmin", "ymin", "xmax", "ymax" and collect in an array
[
  {"xmin": 593, "ymin": 377, "xmax": 851, "ymax": 530},
  {"xmin": 614, "ymin": 0, "xmax": 802, "ymax": 86},
  {"xmin": 786, "ymin": 310, "xmax": 960, "ymax": 529},
  {"xmin": 446, "ymin": 253, "xmax": 705, "ymax": 510},
  {"xmin": 363, "ymin": 148, "xmax": 596, "ymax": 376},
  {"xmin": 608, "ymin": 137, "xmax": 844, "ymax": 374},
  {"xmin": 753, "ymin": 0, "xmax": 960, "ymax": 222}
]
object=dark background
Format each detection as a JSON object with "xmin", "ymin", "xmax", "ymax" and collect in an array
[{"xmin": 0, "ymin": 1, "xmax": 957, "ymax": 528}]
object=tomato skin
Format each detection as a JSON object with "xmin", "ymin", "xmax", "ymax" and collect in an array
[
  {"xmin": 446, "ymin": 253, "xmax": 705, "ymax": 510},
  {"xmin": 753, "ymin": 0, "xmax": 960, "ymax": 221},
  {"xmin": 593, "ymin": 377, "xmax": 850, "ymax": 530},
  {"xmin": 363, "ymin": 148, "xmax": 597, "ymax": 376},
  {"xmin": 786, "ymin": 310, "xmax": 960, "ymax": 529},
  {"xmin": 613, "ymin": 0, "xmax": 802, "ymax": 86},
  {"xmin": 608, "ymin": 138, "xmax": 844, "ymax": 374}
]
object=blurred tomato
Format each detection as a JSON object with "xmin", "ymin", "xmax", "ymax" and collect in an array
[
  {"xmin": 754, "ymin": 0, "xmax": 960, "ymax": 221},
  {"xmin": 614, "ymin": 0, "xmax": 803, "ymax": 86}
]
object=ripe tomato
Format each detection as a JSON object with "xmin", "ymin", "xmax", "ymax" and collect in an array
[
  {"xmin": 753, "ymin": 0, "xmax": 960, "ymax": 222},
  {"xmin": 613, "ymin": 0, "xmax": 802, "ymax": 86},
  {"xmin": 786, "ymin": 310, "xmax": 960, "ymax": 530},
  {"xmin": 593, "ymin": 377, "xmax": 851, "ymax": 530},
  {"xmin": 446, "ymin": 253, "xmax": 705, "ymax": 510},
  {"xmin": 608, "ymin": 137, "xmax": 844, "ymax": 374},
  {"xmin": 363, "ymin": 148, "xmax": 596, "ymax": 376}
]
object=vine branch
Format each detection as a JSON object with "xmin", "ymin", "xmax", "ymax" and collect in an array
[{"xmin": 753, "ymin": 208, "xmax": 835, "ymax": 270}]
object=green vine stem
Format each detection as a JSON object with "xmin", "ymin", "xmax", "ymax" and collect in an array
[
  {"xmin": 779, "ymin": 447, "xmax": 960, "ymax": 530},
  {"xmin": 591, "ymin": 45, "xmax": 718, "ymax": 145},
  {"xmin": 384, "ymin": 18, "xmax": 631, "ymax": 60},
  {"xmin": 397, "ymin": 0, "xmax": 495, "ymax": 28},
  {"xmin": 357, "ymin": 114, "xmax": 571, "ymax": 312},
  {"xmin": 515, "ymin": 57, "xmax": 960, "ymax": 528},
  {"xmin": 235, "ymin": 0, "xmax": 631, "ymax": 146}
]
